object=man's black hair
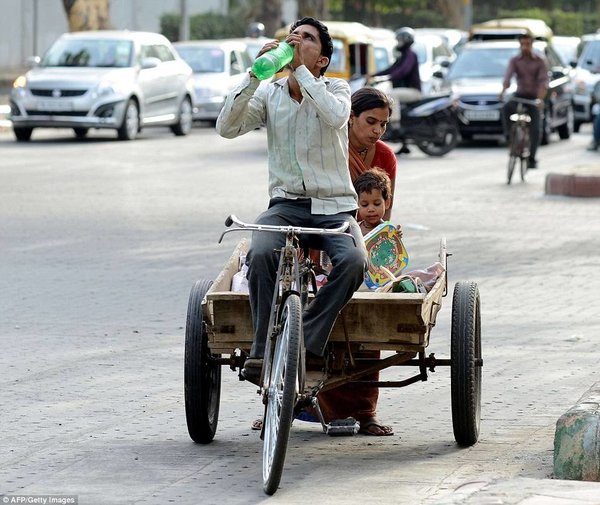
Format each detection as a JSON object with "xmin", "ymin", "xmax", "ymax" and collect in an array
[{"xmin": 290, "ymin": 17, "xmax": 333, "ymax": 75}]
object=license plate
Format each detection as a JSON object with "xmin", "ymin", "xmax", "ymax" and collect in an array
[
  {"xmin": 464, "ymin": 109, "xmax": 500, "ymax": 121},
  {"xmin": 37, "ymin": 100, "xmax": 74, "ymax": 112}
]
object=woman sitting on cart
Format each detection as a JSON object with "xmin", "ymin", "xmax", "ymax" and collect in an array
[{"xmin": 317, "ymin": 87, "xmax": 398, "ymax": 436}]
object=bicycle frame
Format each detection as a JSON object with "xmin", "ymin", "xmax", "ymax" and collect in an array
[
  {"xmin": 505, "ymin": 96, "xmax": 539, "ymax": 184},
  {"xmin": 219, "ymin": 214, "xmax": 355, "ymax": 391}
]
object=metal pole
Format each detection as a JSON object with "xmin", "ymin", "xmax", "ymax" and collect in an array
[
  {"xmin": 33, "ymin": 0, "xmax": 38, "ymax": 55},
  {"xmin": 179, "ymin": 0, "xmax": 189, "ymax": 41},
  {"xmin": 463, "ymin": 0, "xmax": 473, "ymax": 32}
]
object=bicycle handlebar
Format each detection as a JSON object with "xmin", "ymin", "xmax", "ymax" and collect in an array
[
  {"xmin": 218, "ymin": 214, "xmax": 356, "ymax": 245},
  {"xmin": 502, "ymin": 96, "xmax": 541, "ymax": 106}
]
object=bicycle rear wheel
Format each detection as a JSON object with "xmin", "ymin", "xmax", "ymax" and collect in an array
[
  {"xmin": 519, "ymin": 156, "xmax": 528, "ymax": 182},
  {"xmin": 507, "ymin": 154, "xmax": 517, "ymax": 185},
  {"xmin": 262, "ymin": 294, "xmax": 302, "ymax": 495}
]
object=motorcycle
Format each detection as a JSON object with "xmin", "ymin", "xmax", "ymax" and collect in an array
[{"xmin": 370, "ymin": 77, "xmax": 459, "ymax": 157}]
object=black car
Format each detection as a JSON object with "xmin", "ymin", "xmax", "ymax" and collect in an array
[{"xmin": 439, "ymin": 39, "xmax": 574, "ymax": 144}]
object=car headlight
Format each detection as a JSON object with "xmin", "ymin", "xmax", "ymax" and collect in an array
[
  {"xmin": 574, "ymin": 79, "xmax": 588, "ymax": 94},
  {"xmin": 13, "ymin": 75, "xmax": 27, "ymax": 89},
  {"xmin": 95, "ymin": 80, "xmax": 126, "ymax": 98}
]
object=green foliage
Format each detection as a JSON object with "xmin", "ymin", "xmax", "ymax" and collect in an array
[{"xmin": 160, "ymin": 12, "xmax": 247, "ymax": 41}]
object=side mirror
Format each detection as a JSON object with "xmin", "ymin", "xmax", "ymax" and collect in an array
[
  {"xmin": 26, "ymin": 56, "xmax": 41, "ymax": 67},
  {"xmin": 140, "ymin": 57, "xmax": 161, "ymax": 69}
]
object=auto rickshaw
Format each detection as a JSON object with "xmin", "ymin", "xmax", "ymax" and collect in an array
[{"xmin": 274, "ymin": 21, "xmax": 377, "ymax": 92}]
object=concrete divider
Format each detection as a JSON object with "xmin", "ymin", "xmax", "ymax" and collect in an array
[
  {"xmin": 545, "ymin": 173, "xmax": 600, "ymax": 197},
  {"xmin": 554, "ymin": 382, "xmax": 600, "ymax": 481}
]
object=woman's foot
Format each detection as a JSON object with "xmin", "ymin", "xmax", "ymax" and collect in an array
[
  {"xmin": 358, "ymin": 417, "xmax": 394, "ymax": 436},
  {"xmin": 251, "ymin": 418, "xmax": 262, "ymax": 431}
]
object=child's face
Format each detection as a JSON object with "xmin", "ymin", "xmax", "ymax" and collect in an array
[{"xmin": 358, "ymin": 189, "xmax": 389, "ymax": 227}]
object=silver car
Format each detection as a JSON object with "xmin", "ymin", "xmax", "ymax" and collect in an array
[
  {"xmin": 10, "ymin": 30, "xmax": 195, "ymax": 141},
  {"xmin": 173, "ymin": 39, "xmax": 253, "ymax": 122}
]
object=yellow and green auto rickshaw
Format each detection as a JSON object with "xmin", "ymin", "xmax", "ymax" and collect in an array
[{"xmin": 274, "ymin": 20, "xmax": 376, "ymax": 91}]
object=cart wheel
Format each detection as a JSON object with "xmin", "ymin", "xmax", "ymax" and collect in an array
[
  {"xmin": 263, "ymin": 294, "xmax": 301, "ymax": 495},
  {"xmin": 451, "ymin": 281, "xmax": 482, "ymax": 447},
  {"xmin": 184, "ymin": 279, "xmax": 221, "ymax": 444}
]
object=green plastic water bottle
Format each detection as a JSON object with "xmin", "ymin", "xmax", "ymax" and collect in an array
[{"xmin": 251, "ymin": 42, "xmax": 294, "ymax": 80}]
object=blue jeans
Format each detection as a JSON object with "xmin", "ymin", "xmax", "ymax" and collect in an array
[{"xmin": 246, "ymin": 198, "xmax": 367, "ymax": 357}]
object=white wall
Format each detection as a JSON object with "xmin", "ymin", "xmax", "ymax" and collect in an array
[
  {"xmin": 0, "ymin": 0, "xmax": 297, "ymax": 71},
  {"xmin": 0, "ymin": 0, "xmax": 227, "ymax": 69}
]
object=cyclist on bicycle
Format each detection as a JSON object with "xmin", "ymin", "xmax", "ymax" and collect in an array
[
  {"xmin": 499, "ymin": 32, "xmax": 549, "ymax": 169},
  {"xmin": 216, "ymin": 17, "xmax": 367, "ymax": 380}
]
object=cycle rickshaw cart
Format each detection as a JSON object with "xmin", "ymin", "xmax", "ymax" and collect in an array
[{"xmin": 184, "ymin": 217, "xmax": 482, "ymax": 495}]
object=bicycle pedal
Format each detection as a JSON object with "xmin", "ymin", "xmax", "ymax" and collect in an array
[{"xmin": 326, "ymin": 417, "xmax": 360, "ymax": 436}]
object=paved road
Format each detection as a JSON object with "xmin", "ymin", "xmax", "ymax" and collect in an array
[{"xmin": 1, "ymin": 124, "xmax": 600, "ymax": 504}]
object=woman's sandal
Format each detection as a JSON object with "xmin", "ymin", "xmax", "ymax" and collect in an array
[
  {"xmin": 251, "ymin": 418, "xmax": 262, "ymax": 431},
  {"xmin": 358, "ymin": 418, "xmax": 394, "ymax": 436}
]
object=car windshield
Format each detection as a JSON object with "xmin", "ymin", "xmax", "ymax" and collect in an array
[
  {"xmin": 447, "ymin": 46, "xmax": 518, "ymax": 79},
  {"xmin": 42, "ymin": 38, "xmax": 133, "ymax": 67},
  {"xmin": 176, "ymin": 46, "xmax": 225, "ymax": 73},
  {"xmin": 412, "ymin": 41, "xmax": 427, "ymax": 64}
]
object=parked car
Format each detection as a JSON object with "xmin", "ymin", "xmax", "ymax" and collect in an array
[
  {"xmin": 174, "ymin": 39, "xmax": 253, "ymax": 123},
  {"xmin": 552, "ymin": 35, "xmax": 580, "ymax": 67},
  {"xmin": 572, "ymin": 35, "xmax": 600, "ymax": 131},
  {"xmin": 371, "ymin": 29, "xmax": 455, "ymax": 96},
  {"xmin": 440, "ymin": 38, "xmax": 574, "ymax": 143},
  {"xmin": 414, "ymin": 28, "xmax": 468, "ymax": 54},
  {"xmin": 9, "ymin": 30, "xmax": 195, "ymax": 141}
]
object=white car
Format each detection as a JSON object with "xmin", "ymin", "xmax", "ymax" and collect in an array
[
  {"xmin": 10, "ymin": 30, "xmax": 195, "ymax": 141},
  {"xmin": 174, "ymin": 39, "xmax": 253, "ymax": 123}
]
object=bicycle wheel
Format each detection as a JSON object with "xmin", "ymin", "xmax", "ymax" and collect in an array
[
  {"xmin": 507, "ymin": 154, "xmax": 517, "ymax": 185},
  {"xmin": 519, "ymin": 156, "xmax": 528, "ymax": 182},
  {"xmin": 507, "ymin": 125, "xmax": 522, "ymax": 185},
  {"xmin": 262, "ymin": 294, "xmax": 302, "ymax": 495}
]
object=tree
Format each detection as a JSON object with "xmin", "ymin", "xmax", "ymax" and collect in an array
[
  {"xmin": 298, "ymin": 0, "xmax": 329, "ymax": 19},
  {"xmin": 62, "ymin": 0, "xmax": 110, "ymax": 32}
]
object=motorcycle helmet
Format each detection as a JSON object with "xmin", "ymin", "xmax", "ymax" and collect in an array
[
  {"xmin": 395, "ymin": 27, "xmax": 415, "ymax": 49},
  {"xmin": 246, "ymin": 22, "xmax": 265, "ymax": 38}
]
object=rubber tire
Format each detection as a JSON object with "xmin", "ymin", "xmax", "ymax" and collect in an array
[
  {"xmin": 14, "ymin": 127, "xmax": 33, "ymax": 141},
  {"xmin": 557, "ymin": 105, "xmax": 573, "ymax": 140},
  {"xmin": 170, "ymin": 97, "xmax": 193, "ymax": 136},
  {"xmin": 417, "ymin": 120, "xmax": 459, "ymax": 157},
  {"xmin": 451, "ymin": 281, "xmax": 482, "ymax": 447},
  {"xmin": 263, "ymin": 294, "xmax": 301, "ymax": 495},
  {"xmin": 541, "ymin": 108, "xmax": 551, "ymax": 146},
  {"xmin": 573, "ymin": 121, "xmax": 581, "ymax": 133},
  {"xmin": 117, "ymin": 99, "xmax": 139, "ymax": 141},
  {"xmin": 519, "ymin": 156, "xmax": 527, "ymax": 182},
  {"xmin": 184, "ymin": 279, "xmax": 221, "ymax": 444},
  {"xmin": 73, "ymin": 128, "xmax": 89, "ymax": 139},
  {"xmin": 507, "ymin": 154, "xmax": 517, "ymax": 185}
]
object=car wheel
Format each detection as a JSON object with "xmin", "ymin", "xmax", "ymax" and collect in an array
[
  {"xmin": 541, "ymin": 106, "xmax": 551, "ymax": 145},
  {"xmin": 13, "ymin": 127, "xmax": 33, "ymax": 141},
  {"xmin": 574, "ymin": 121, "xmax": 581, "ymax": 133},
  {"xmin": 557, "ymin": 105, "xmax": 573, "ymax": 140},
  {"xmin": 117, "ymin": 99, "xmax": 139, "ymax": 141},
  {"xmin": 171, "ymin": 97, "xmax": 193, "ymax": 136},
  {"xmin": 73, "ymin": 128, "xmax": 89, "ymax": 139}
]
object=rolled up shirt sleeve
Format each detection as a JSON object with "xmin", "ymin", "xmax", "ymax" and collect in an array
[
  {"xmin": 216, "ymin": 73, "xmax": 265, "ymax": 138},
  {"xmin": 294, "ymin": 65, "xmax": 350, "ymax": 129}
]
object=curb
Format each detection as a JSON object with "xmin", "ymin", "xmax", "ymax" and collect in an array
[
  {"xmin": 545, "ymin": 173, "xmax": 600, "ymax": 197},
  {"xmin": 554, "ymin": 382, "xmax": 600, "ymax": 481}
]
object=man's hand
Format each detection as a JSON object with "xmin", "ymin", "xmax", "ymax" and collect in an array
[{"xmin": 285, "ymin": 32, "xmax": 305, "ymax": 70}]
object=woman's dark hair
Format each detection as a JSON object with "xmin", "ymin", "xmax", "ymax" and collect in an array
[
  {"xmin": 354, "ymin": 168, "xmax": 392, "ymax": 201},
  {"xmin": 290, "ymin": 17, "xmax": 333, "ymax": 75},
  {"xmin": 351, "ymin": 87, "xmax": 393, "ymax": 117}
]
